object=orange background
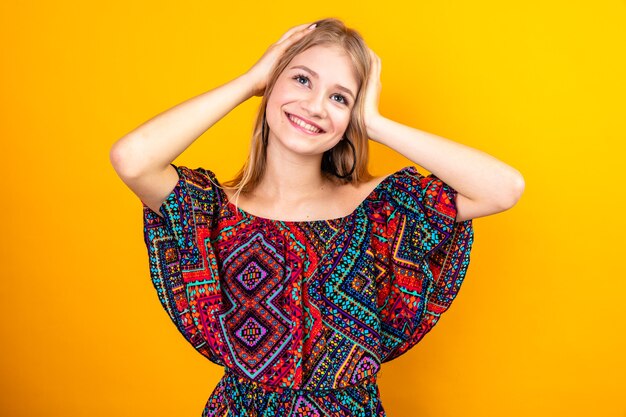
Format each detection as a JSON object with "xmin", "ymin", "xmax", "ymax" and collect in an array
[{"xmin": 1, "ymin": 1, "xmax": 624, "ymax": 416}]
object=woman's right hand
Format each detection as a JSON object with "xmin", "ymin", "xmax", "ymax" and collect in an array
[{"xmin": 244, "ymin": 22, "xmax": 317, "ymax": 97}]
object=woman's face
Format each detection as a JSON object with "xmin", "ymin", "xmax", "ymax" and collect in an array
[{"xmin": 265, "ymin": 44, "xmax": 359, "ymax": 157}]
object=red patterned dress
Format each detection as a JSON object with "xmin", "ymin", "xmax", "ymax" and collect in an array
[{"xmin": 142, "ymin": 164, "xmax": 474, "ymax": 416}]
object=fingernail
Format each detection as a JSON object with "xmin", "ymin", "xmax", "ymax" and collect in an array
[{"xmin": 308, "ymin": 23, "xmax": 317, "ymax": 29}]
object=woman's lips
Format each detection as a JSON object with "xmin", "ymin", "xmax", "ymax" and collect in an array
[{"xmin": 285, "ymin": 112, "xmax": 325, "ymax": 135}]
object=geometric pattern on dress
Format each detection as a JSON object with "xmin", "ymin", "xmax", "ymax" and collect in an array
[
  {"xmin": 201, "ymin": 367, "xmax": 386, "ymax": 417},
  {"xmin": 350, "ymin": 353, "xmax": 379, "ymax": 385},
  {"xmin": 234, "ymin": 312, "xmax": 270, "ymax": 348},
  {"xmin": 219, "ymin": 231, "xmax": 291, "ymax": 379},
  {"xmin": 142, "ymin": 163, "xmax": 474, "ymax": 416},
  {"xmin": 235, "ymin": 259, "xmax": 268, "ymax": 292},
  {"xmin": 142, "ymin": 167, "xmax": 225, "ymax": 366},
  {"xmin": 379, "ymin": 169, "xmax": 474, "ymax": 362}
]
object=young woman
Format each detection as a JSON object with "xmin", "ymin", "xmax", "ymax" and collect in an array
[{"xmin": 111, "ymin": 18, "xmax": 524, "ymax": 417}]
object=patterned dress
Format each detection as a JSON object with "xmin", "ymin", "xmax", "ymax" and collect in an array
[{"xmin": 142, "ymin": 164, "xmax": 474, "ymax": 417}]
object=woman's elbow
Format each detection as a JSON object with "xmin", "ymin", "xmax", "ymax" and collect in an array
[{"xmin": 501, "ymin": 172, "xmax": 525, "ymax": 210}]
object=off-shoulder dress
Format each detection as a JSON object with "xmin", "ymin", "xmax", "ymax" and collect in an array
[{"xmin": 141, "ymin": 164, "xmax": 474, "ymax": 417}]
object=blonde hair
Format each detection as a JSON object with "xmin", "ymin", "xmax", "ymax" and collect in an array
[{"xmin": 222, "ymin": 18, "xmax": 374, "ymax": 205}]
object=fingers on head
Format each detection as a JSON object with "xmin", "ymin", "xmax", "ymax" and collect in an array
[
  {"xmin": 371, "ymin": 53, "xmax": 381, "ymax": 69},
  {"xmin": 278, "ymin": 23, "xmax": 315, "ymax": 43}
]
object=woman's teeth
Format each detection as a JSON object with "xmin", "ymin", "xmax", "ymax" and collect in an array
[{"xmin": 288, "ymin": 113, "xmax": 323, "ymax": 133}]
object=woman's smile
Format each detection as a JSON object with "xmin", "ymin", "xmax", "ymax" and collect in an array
[{"xmin": 285, "ymin": 112, "xmax": 326, "ymax": 135}]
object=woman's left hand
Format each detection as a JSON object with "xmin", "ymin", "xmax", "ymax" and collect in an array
[{"xmin": 363, "ymin": 48, "xmax": 384, "ymax": 142}]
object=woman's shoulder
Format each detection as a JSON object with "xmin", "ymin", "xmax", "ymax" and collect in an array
[
  {"xmin": 330, "ymin": 170, "xmax": 398, "ymax": 209},
  {"xmin": 348, "ymin": 166, "xmax": 411, "ymax": 195},
  {"xmin": 354, "ymin": 172, "xmax": 394, "ymax": 195}
]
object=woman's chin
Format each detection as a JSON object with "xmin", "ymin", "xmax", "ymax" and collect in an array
[{"xmin": 269, "ymin": 136, "xmax": 336, "ymax": 158}]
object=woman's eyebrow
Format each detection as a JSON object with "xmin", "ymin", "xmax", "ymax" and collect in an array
[{"xmin": 290, "ymin": 65, "xmax": 355, "ymax": 100}]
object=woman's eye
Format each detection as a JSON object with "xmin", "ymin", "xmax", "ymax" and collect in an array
[
  {"xmin": 332, "ymin": 94, "xmax": 348, "ymax": 105},
  {"xmin": 294, "ymin": 74, "xmax": 309, "ymax": 86}
]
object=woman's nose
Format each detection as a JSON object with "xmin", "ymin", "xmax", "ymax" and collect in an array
[{"xmin": 300, "ymin": 92, "xmax": 327, "ymax": 118}]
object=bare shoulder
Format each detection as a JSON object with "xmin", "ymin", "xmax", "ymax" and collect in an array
[
  {"xmin": 335, "ymin": 171, "xmax": 394, "ymax": 204},
  {"xmin": 358, "ymin": 171, "xmax": 394, "ymax": 192}
]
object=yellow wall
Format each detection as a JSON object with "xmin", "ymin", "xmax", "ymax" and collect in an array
[{"xmin": 1, "ymin": 0, "xmax": 624, "ymax": 416}]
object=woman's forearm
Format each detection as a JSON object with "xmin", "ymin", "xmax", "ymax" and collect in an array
[
  {"xmin": 110, "ymin": 73, "xmax": 256, "ymax": 177},
  {"xmin": 368, "ymin": 115, "xmax": 525, "ymax": 209}
]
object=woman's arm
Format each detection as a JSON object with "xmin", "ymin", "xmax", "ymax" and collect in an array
[
  {"xmin": 110, "ymin": 74, "xmax": 255, "ymax": 178},
  {"xmin": 109, "ymin": 23, "xmax": 317, "ymax": 214},
  {"xmin": 363, "ymin": 50, "xmax": 525, "ymax": 221},
  {"xmin": 110, "ymin": 22, "xmax": 318, "ymax": 179}
]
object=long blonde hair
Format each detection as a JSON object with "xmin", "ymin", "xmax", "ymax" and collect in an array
[{"xmin": 222, "ymin": 18, "xmax": 374, "ymax": 205}]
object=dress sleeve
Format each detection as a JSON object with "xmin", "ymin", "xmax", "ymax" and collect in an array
[
  {"xmin": 378, "ymin": 166, "xmax": 474, "ymax": 362},
  {"xmin": 141, "ymin": 163, "xmax": 225, "ymax": 365}
]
